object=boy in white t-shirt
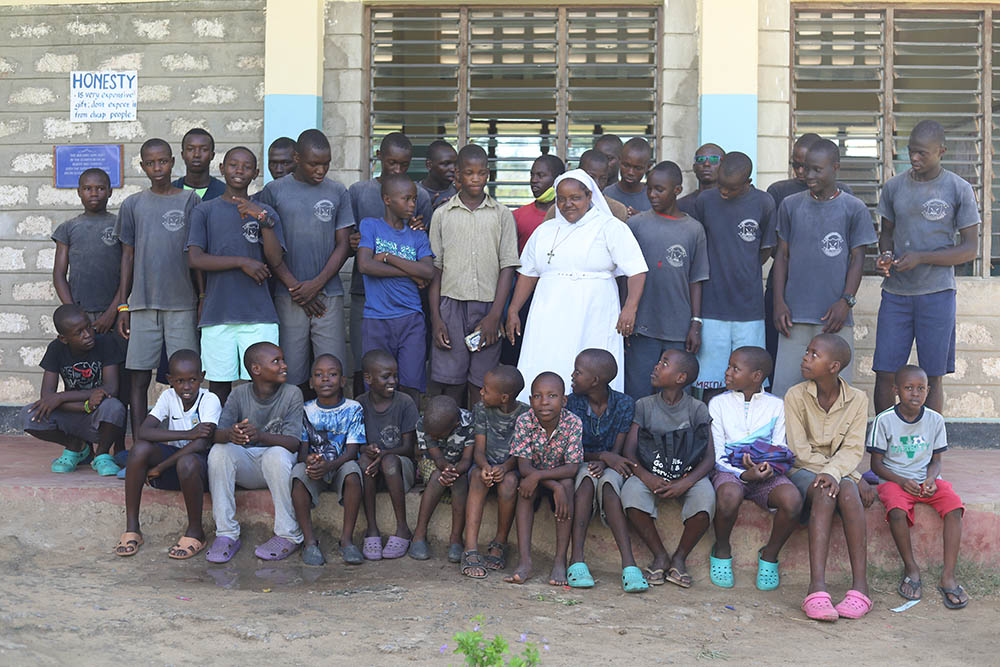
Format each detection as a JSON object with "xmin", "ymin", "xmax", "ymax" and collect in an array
[{"xmin": 114, "ymin": 349, "xmax": 221, "ymax": 560}]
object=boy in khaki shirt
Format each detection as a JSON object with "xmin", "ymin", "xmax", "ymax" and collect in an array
[{"xmin": 785, "ymin": 333, "xmax": 871, "ymax": 622}]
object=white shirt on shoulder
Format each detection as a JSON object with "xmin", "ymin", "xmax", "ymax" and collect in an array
[{"xmin": 708, "ymin": 389, "xmax": 786, "ymax": 475}]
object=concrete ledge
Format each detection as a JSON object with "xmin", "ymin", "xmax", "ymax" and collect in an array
[{"xmin": 2, "ymin": 437, "xmax": 997, "ymax": 575}]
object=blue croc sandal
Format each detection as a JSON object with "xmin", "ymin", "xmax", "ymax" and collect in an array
[
  {"xmin": 709, "ymin": 546, "xmax": 734, "ymax": 588},
  {"xmin": 756, "ymin": 549, "xmax": 780, "ymax": 591},
  {"xmin": 567, "ymin": 562, "xmax": 595, "ymax": 588},
  {"xmin": 51, "ymin": 447, "xmax": 90, "ymax": 473},
  {"xmin": 622, "ymin": 566, "xmax": 649, "ymax": 593},
  {"xmin": 90, "ymin": 453, "xmax": 121, "ymax": 476}
]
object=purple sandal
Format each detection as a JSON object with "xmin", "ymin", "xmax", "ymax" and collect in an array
[
  {"xmin": 254, "ymin": 535, "xmax": 300, "ymax": 561},
  {"xmin": 382, "ymin": 535, "xmax": 410, "ymax": 559},
  {"xmin": 363, "ymin": 536, "xmax": 383, "ymax": 561},
  {"xmin": 206, "ymin": 536, "xmax": 242, "ymax": 563}
]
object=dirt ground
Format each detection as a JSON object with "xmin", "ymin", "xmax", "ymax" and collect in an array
[{"xmin": 0, "ymin": 527, "xmax": 996, "ymax": 667}]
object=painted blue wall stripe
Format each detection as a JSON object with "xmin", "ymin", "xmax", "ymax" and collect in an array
[
  {"xmin": 698, "ymin": 93, "xmax": 758, "ymax": 180},
  {"xmin": 263, "ymin": 93, "xmax": 323, "ymax": 182}
]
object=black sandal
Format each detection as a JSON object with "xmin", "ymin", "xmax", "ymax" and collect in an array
[
  {"xmin": 462, "ymin": 550, "xmax": 488, "ymax": 579},
  {"xmin": 484, "ymin": 541, "xmax": 507, "ymax": 570}
]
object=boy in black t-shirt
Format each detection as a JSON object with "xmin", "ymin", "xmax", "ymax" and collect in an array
[{"xmin": 22, "ymin": 305, "xmax": 126, "ymax": 475}]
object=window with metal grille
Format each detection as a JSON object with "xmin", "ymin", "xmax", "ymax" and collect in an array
[
  {"xmin": 366, "ymin": 6, "xmax": 660, "ymax": 206},
  {"xmin": 792, "ymin": 6, "xmax": 995, "ymax": 277}
]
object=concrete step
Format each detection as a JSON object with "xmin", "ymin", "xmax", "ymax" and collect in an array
[{"xmin": 1, "ymin": 437, "xmax": 996, "ymax": 576}]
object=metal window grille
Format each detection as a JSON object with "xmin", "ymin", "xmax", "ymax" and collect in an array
[
  {"xmin": 793, "ymin": 6, "xmax": 996, "ymax": 278},
  {"xmin": 366, "ymin": 6, "xmax": 661, "ymax": 206}
]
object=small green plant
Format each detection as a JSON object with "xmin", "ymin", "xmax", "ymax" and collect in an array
[{"xmin": 448, "ymin": 615, "xmax": 541, "ymax": 666}]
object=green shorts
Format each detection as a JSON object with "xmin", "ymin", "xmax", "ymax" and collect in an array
[{"xmin": 200, "ymin": 322, "xmax": 279, "ymax": 382}]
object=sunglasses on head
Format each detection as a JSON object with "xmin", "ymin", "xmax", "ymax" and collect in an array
[{"xmin": 695, "ymin": 155, "xmax": 721, "ymax": 165}]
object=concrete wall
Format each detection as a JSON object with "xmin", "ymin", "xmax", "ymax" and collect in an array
[
  {"xmin": 756, "ymin": 0, "xmax": 790, "ymax": 190},
  {"xmin": 0, "ymin": 0, "xmax": 265, "ymax": 404},
  {"xmin": 658, "ymin": 0, "xmax": 699, "ymax": 193},
  {"xmin": 322, "ymin": 0, "xmax": 365, "ymax": 186}
]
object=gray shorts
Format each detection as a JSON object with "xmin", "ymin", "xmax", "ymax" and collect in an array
[
  {"xmin": 126, "ymin": 309, "xmax": 199, "ymax": 371},
  {"xmin": 788, "ymin": 467, "xmax": 858, "ymax": 522},
  {"xmin": 275, "ymin": 291, "xmax": 347, "ymax": 386},
  {"xmin": 22, "ymin": 398, "xmax": 126, "ymax": 440},
  {"xmin": 620, "ymin": 474, "xmax": 716, "ymax": 522},
  {"xmin": 574, "ymin": 462, "xmax": 627, "ymax": 524},
  {"xmin": 349, "ymin": 293, "xmax": 365, "ymax": 376},
  {"xmin": 772, "ymin": 323, "xmax": 853, "ymax": 397},
  {"xmin": 291, "ymin": 459, "xmax": 363, "ymax": 508},
  {"xmin": 429, "ymin": 297, "xmax": 501, "ymax": 387},
  {"xmin": 360, "ymin": 453, "xmax": 416, "ymax": 493}
]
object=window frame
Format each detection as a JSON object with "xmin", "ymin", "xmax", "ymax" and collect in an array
[{"xmin": 791, "ymin": 3, "xmax": 995, "ymax": 278}]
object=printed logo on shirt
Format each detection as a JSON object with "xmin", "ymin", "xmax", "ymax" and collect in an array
[
  {"xmin": 162, "ymin": 210, "xmax": 186, "ymax": 232},
  {"xmin": 375, "ymin": 237, "xmax": 416, "ymax": 261},
  {"xmin": 242, "ymin": 219, "xmax": 260, "ymax": 243},
  {"xmin": 664, "ymin": 244, "xmax": 688, "ymax": 268},
  {"xmin": 890, "ymin": 434, "xmax": 927, "ymax": 459},
  {"xmin": 921, "ymin": 198, "xmax": 951, "ymax": 222},
  {"xmin": 313, "ymin": 199, "xmax": 335, "ymax": 223},
  {"xmin": 820, "ymin": 231, "xmax": 845, "ymax": 258},
  {"xmin": 263, "ymin": 417, "xmax": 284, "ymax": 434},
  {"xmin": 379, "ymin": 424, "xmax": 402, "ymax": 449},
  {"xmin": 100, "ymin": 226, "xmax": 118, "ymax": 246},
  {"xmin": 737, "ymin": 219, "xmax": 760, "ymax": 243},
  {"xmin": 63, "ymin": 361, "xmax": 102, "ymax": 389}
]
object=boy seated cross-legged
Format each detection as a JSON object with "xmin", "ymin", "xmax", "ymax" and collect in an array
[
  {"xmin": 462, "ymin": 365, "xmax": 529, "ymax": 578},
  {"xmin": 707, "ymin": 346, "xmax": 801, "ymax": 590},
  {"xmin": 621, "ymin": 349, "xmax": 716, "ymax": 588},
  {"xmin": 566, "ymin": 349, "xmax": 647, "ymax": 593},
  {"xmin": 504, "ymin": 372, "xmax": 584, "ymax": 586},
  {"xmin": 787, "ymin": 334, "xmax": 871, "ymax": 621},
  {"xmin": 869, "ymin": 364, "xmax": 968, "ymax": 609},
  {"xmin": 116, "ymin": 349, "xmax": 221, "ymax": 559},
  {"xmin": 290, "ymin": 354, "xmax": 366, "ymax": 566}
]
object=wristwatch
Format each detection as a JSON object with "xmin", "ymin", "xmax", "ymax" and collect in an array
[{"xmin": 841, "ymin": 293, "xmax": 857, "ymax": 308}]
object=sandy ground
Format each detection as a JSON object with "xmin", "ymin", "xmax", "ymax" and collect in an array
[{"xmin": 0, "ymin": 525, "xmax": 996, "ymax": 667}]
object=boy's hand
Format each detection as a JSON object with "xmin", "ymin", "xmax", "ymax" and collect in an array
[
  {"xmin": 349, "ymin": 231, "xmax": 361, "ymax": 252},
  {"xmin": 657, "ymin": 477, "xmax": 691, "ymax": 499},
  {"xmin": 411, "ymin": 276, "xmax": 430, "ymax": 289},
  {"xmin": 475, "ymin": 313, "xmax": 501, "ymax": 349},
  {"xmin": 364, "ymin": 454, "xmax": 382, "ymax": 477},
  {"xmin": 28, "ymin": 394, "xmax": 63, "ymax": 421},
  {"xmin": 920, "ymin": 479, "xmax": 937, "ymax": 497},
  {"xmin": 875, "ymin": 251, "xmax": 894, "ymax": 277},
  {"xmin": 116, "ymin": 310, "xmax": 131, "ymax": 340},
  {"xmin": 88, "ymin": 387, "xmax": 108, "ymax": 409},
  {"xmin": 439, "ymin": 465, "xmax": 459, "ymax": 487},
  {"xmin": 902, "ymin": 478, "xmax": 923, "ymax": 497},
  {"xmin": 188, "ymin": 422, "xmax": 215, "ymax": 441},
  {"xmin": 773, "ymin": 301, "xmax": 792, "ymax": 337},
  {"xmin": 240, "ymin": 257, "xmax": 271, "ymax": 285},
  {"xmin": 813, "ymin": 472, "xmax": 839, "ymax": 498},
  {"xmin": 491, "ymin": 466, "xmax": 506, "ymax": 484},
  {"xmin": 480, "ymin": 465, "xmax": 494, "ymax": 486},
  {"xmin": 601, "ymin": 452, "xmax": 635, "ymax": 479},
  {"xmin": 685, "ymin": 321, "xmax": 702, "ymax": 354},
  {"xmin": 233, "ymin": 197, "xmax": 265, "ymax": 222},
  {"xmin": 289, "ymin": 278, "xmax": 322, "ymax": 306},
  {"xmin": 893, "ymin": 252, "xmax": 922, "ymax": 272},
  {"xmin": 146, "ymin": 465, "xmax": 163, "ymax": 482},
  {"xmin": 857, "ymin": 477, "xmax": 876, "ymax": 507},
  {"xmin": 94, "ymin": 308, "xmax": 117, "ymax": 335},
  {"xmin": 408, "ymin": 214, "xmax": 425, "ymax": 232},
  {"xmin": 306, "ymin": 455, "xmax": 333, "ymax": 480},
  {"xmin": 625, "ymin": 205, "xmax": 638, "ymax": 218},
  {"xmin": 518, "ymin": 473, "xmax": 539, "ymax": 498},
  {"xmin": 373, "ymin": 252, "xmax": 390, "ymax": 264},
  {"xmin": 362, "ymin": 444, "xmax": 381, "ymax": 460},
  {"xmin": 821, "ymin": 299, "xmax": 849, "ymax": 334},
  {"xmin": 740, "ymin": 454, "xmax": 773, "ymax": 481},
  {"xmin": 587, "ymin": 460, "xmax": 607, "ymax": 478},
  {"xmin": 302, "ymin": 297, "xmax": 326, "ymax": 319},
  {"xmin": 432, "ymin": 320, "xmax": 451, "ymax": 350},
  {"xmin": 231, "ymin": 419, "xmax": 256, "ymax": 445},
  {"xmin": 504, "ymin": 312, "xmax": 521, "ymax": 345},
  {"xmin": 615, "ymin": 305, "xmax": 637, "ymax": 337},
  {"xmin": 552, "ymin": 484, "xmax": 570, "ymax": 521}
]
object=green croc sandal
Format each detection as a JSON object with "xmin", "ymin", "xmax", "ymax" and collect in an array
[
  {"xmin": 622, "ymin": 566, "xmax": 649, "ymax": 593},
  {"xmin": 51, "ymin": 447, "xmax": 90, "ymax": 473},
  {"xmin": 90, "ymin": 453, "xmax": 121, "ymax": 476},
  {"xmin": 709, "ymin": 545, "xmax": 734, "ymax": 588},
  {"xmin": 756, "ymin": 549, "xmax": 780, "ymax": 591},
  {"xmin": 567, "ymin": 562, "xmax": 595, "ymax": 588}
]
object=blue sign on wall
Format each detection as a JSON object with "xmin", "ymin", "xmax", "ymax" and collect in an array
[{"xmin": 54, "ymin": 144, "xmax": 124, "ymax": 189}]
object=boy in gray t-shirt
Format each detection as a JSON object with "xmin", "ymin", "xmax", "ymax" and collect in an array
[
  {"xmin": 257, "ymin": 129, "xmax": 354, "ymax": 389},
  {"xmin": 868, "ymin": 364, "xmax": 967, "ymax": 609},
  {"xmin": 872, "ymin": 120, "xmax": 981, "ymax": 416},
  {"xmin": 116, "ymin": 138, "xmax": 201, "ymax": 434},
  {"xmin": 771, "ymin": 140, "xmax": 877, "ymax": 396}
]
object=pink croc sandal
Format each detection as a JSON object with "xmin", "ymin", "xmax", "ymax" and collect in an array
[
  {"xmin": 363, "ymin": 536, "xmax": 383, "ymax": 561},
  {"xmin": 382, "ymin": 535, "xmax": 410, "ymax": 559},
  {"xmin": 802, "ymin": 591, "xmax": 839, "ymax": 622},
  {"xmin": 835, "ymin": 590, "xmax": 873, "ymax": 619}
]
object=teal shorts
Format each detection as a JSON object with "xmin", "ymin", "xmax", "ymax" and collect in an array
[
  {"xmin": 200, "ymin": 322, "xmax": 279, "ymax": 382},
  {"xmin": 695, "ymin": 318, "xmax": 766, "ymax": 390}
]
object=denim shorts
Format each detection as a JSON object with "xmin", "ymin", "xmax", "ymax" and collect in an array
[
  {"xmin": 873, "ymin": 289, "xmax": 956, "ymax": 377},
  {"xmin": 695, "ymin": 319, "xmax": 766, "ymax": 390}
]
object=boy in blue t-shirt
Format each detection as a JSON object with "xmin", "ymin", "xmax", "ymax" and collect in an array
[
  {"xmin": 291, "ymin": 354, "xmax": 367, "ymax": 566},
  {"xmin": 187, "ymin": 147, "xmax": 286, "ymax": 406},
  {"xmin": 356, "ymin": 173, "xmax": 434, "ymax": 403}
]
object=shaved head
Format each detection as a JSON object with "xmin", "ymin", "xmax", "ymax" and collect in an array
[
  {"xmin": 695, "ymin": 143, "xmax": 725, "ymax": 158},
  {"xmin": 531, "ymin": 371, "xmax": 565, "ymax": 395},
  {"xmin": 793, "ymin": 133, "xmax": 822, "ymax": 151},
  {"xmin": 362, "ymin": 349, "xmax": 396, "ymax": 374},
  {"xmin": 813, "ymin": 333, "xmax": 852, "ymax": 370},
  {"xmin": 894, "ymin": 364, "xmax": 928, "ymax": 385},
  {"xmin": 674, "ymin": 350, "xmax": 700, "ymax": 387},
  {"xmin": 719, "ymin": 152, "xmax": 752, "ymax": 181},
  {"xmin": 807, "ymin": 139, "xmax": 841, "ymax": 165},
  {"xmin": 648, "ymin": 160, "xmax": 683, "ymax": 187},
  {"xmin": 576, "ymin": 348, "xmax": 619, "ymax": 385},
  {"xmin": 458, "ymin": 143, "xmax": 489, "ymax": 169},
  {"xmin": 579, "ymin": 149, "xmax": 609, "ymax": 172},
  {"xmin": 486, "ymin": 365, "xmax": 525, "ymax": 398},
  {"xmin": 622, "ymin": 137, "xmax": 652, "ymax": 160},
  {"xmin": 380, "ymin": 171, "xmax": 416, "ymax": 197},
  {"xmin": 53, "ymin": 303, "xmax": 88, "ymax": 335},
  {"xmin": 423, "ymin": 395, "xmax": 460, "ymax": 434},
  {"xmin": 168, "ymin": 349, "xmax": 202, "ymax": 374},
  {"xmin": 733, "ymin": 346, "xmax": 773, "ymax": 379},
  {"xmin": 243, "ymin": 342, "xmax": 280, "ymax": 373},
  {"xmin": 594, "ymin": 134, "xmax": 623, "ymax": 153},
  {"xmin": 910, "ymin": 120, "xmax": 946, "ymax": 147},
  {"xmin": 312, "ymin": 353, "xmax": 343, "ymax": 374}
]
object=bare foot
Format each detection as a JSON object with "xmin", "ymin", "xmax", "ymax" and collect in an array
[
  {"xmin": 504, "ymin": 564, "xmax": 532, "ymax": 585},
  {"xmin": 549, "ymin": 562, "xmax": 567, "ymax": 586}
]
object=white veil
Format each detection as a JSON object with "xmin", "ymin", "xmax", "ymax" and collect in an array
[{"xmin": 552, "ymin": 168, "xmax": 615, "ymax": 225}]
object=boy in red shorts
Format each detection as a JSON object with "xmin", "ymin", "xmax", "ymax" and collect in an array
[{"xmin": 869, "ymin": 364, "xmax": 967, "ymax": 609}]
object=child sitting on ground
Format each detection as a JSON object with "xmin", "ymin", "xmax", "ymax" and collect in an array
[
  {"xmin": 207, "ymin": 342, "xmax": 305, "ymax": 563},
  {"xmin": 116, "ymin": 349, "xmax": 221, "ymax": 559},
  {"xmin": 356, "ymin": 349, "xmax": 420, "ymax": 560},
  {"xmin": 566, "ymin": 349, "xmax": 647, "ymax": 593},
  {"xmin": 621, "ymin": 349, "xmax": 716, "ymax": 588},
  {"xmin": 503, "ymin": 372, "xmax": 583, "ymax": 586},
  {"xmin": 708, "ymin": 346, "xmax": 801, "ymax": 590},
  {"xmin": 786, "ymin": 333, "xmax": 871, "ymax": 621},
  {"xmin": 290, "ymin": 354, "xmax": 366, "ymax": 566},
  {"xmin": 23, "ymin": 304, "xmax": 126, "ymax": 475},
  {"xmin": 462, "ymin": 365, "xmax": 529, "ymax": 578},
  {"xmin": 409, "ymin": 395, "xmax": 474, "ymax": 562},
  {"xmin": 869, "ymin": 364, "xmax": 968, "ymax": 609}
]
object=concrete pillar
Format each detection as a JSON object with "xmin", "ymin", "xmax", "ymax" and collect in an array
[
  {"xmin": 698, "ymin": 0, "xmax": 759, "ymax": 177},
  {"xmin": 263, "ymin": 0, "xmax": 325, "ymax": 182}
]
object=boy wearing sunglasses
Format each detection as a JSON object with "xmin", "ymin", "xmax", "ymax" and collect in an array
[{"xmin": 678, "ymin": 143, "xmax": 725, "ymax": 216}]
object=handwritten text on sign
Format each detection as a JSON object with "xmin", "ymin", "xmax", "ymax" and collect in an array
[{"xmin": 70, "ymin": 71, "xmax": 137, "ymax": 122}]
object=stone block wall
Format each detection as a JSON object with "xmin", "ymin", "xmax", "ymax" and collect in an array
[
  {"xmin": 659, "ymin": 0, "xmax": 699, "ymax": 192},
  {"xmin": 0, "ymin": 0, "xmax": 265, "ymax": 404},
  {"xmin": 756, "ymin": 0, "xmax": 791, "ymax": 190}
]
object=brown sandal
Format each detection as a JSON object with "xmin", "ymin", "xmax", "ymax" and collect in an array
[
  {"xmin": 168, "ymin": 536, "xmax": 206, "ymax": 560},
  {"xmin": 115, "ymin": 532, "xmax": 143, "ymax": 557}
]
